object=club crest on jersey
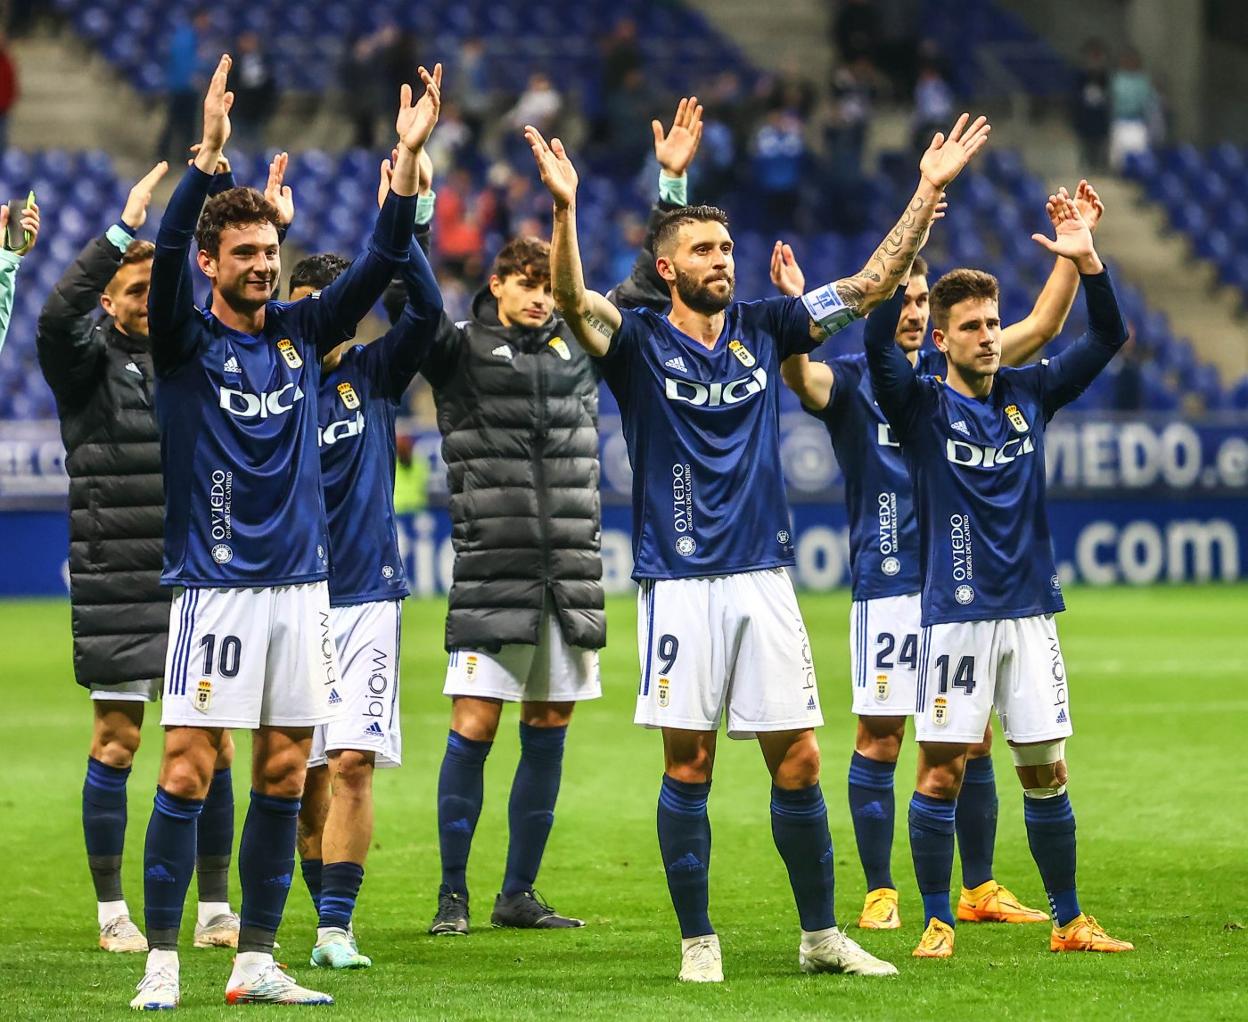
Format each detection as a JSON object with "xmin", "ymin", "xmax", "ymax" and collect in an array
[
  {"xmin": 548, "ymin": 336, "xmax": 572, "ymax": 360},
  {"xmin": 194, "ymin": 679, "xmax": 212, "ymax": 712},
  {"xmin": 876, "ymin": 675, "xmax": 889, "ymax": 700},
  {"xmin": 336, "ymin": 381, "xmax": 360, "ymax": 409},
  {"xmin": 1005, "ymin": 403, "xmax": 1029, "ymax": 433},
  {"xmin": 276, "ymin": 338, "xmax": 302, "ymax": 368},
  {"xmin": 676, "ymin": 536, "xmax": 696, "ymax": 556},
  {"xmin": 932, "ymin": 696, "xmax": 949, "ymax": 727},
  {"xmin": 465, "ymin": 654, "xmax": 478, "ymax": 680},
  {"xmin": 728, "ymin": 339, "xmax": 756, "ymax": 368},
  {"xmin": 658, "ymin": 677, "xmax": 670, "ymax": 708}
]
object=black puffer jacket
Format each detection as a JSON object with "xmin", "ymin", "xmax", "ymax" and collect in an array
[
  {"xmin": 36, "ymin": 234, "xmax": 169, "ymax": 688},
  {"xmin": 424, "ymin": 288, "xmax": 605, "ymax": 652}
]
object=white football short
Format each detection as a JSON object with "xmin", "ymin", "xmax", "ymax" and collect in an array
[
  {"xmin": 633, "ymin": 567, "xmax": 823, "ymax": 739},
  {"xmin": 914, "ymin": 613, "xmax": 1073, "ymax": 744},
  {"xmin": 161, "ymin": 582, "xmax": 341, "ymax": 730},
  {"xmin": 849, "ymin": 593, "xmax": 922, "ymax": 717},
  {"xmin": 309, "ymin": 599, "xmax": 402, "ymax": 769},
  {"xmin": 90, "ymin": 678, "xmax": 162, "ymax": 703},
  {"xmin": 442, "ymin": 596, "xmax": 601, "ymax": 703}
]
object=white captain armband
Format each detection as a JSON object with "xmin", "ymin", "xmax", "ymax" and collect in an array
[{"xmin": 801, "ymin": 282, "xmax": 860, "ymax": 337}]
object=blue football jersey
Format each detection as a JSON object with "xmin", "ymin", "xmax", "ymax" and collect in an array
[
  {"xmin": 596, "ymin": 297, "xmax": 822, "ymax": 579},
  {"xmin": 865, "ymin": 271, "xmax": 1128, "ymax": 625},
  {"xmin": 318, "ymin": 243, "xmax": 442, "ymax": 606},
  {"xmin": 150, "ymin": 166, "xmax": 416, "ymax": 588},
  {"xmin": 811, "ymin": 349, "xmax": 946, "ymax": 600}
]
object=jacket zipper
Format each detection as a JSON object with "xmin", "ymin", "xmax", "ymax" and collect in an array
[{"xmin": 532, "ymin": 346, "xmax": 551, "ymax": 585}]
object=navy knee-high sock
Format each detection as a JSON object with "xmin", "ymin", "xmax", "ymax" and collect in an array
[
  {"xmin": 847, "ymin": 752, "xmax": 896, "ymax": 892},
  {"xmin": 83, "ymin": 758, "xmax": 130, "ymax": 904},
  {"xmin": 1023, "ymin": 791, "xmax": 1080, "ymax": 926},
  {"xmin": 196, "ymin": 767, "xmax": 234, "ymax": 905},
  {"xmin": 908, "ymin": 792, "xmax": 957, "ymax": 927},
  {"xmin": 503, "ymin": 723, "xmax": 567, "ymax": 896},
  {"xmin": 301, "ymin": 858, "xmax": 323, "ymax": 914},
  {"xmin": 143, "ymin": 787, "xmax": 204, "ymax": 950},
  {"xmin": 238, "ymin": 791, "xmax": 300, "ymax": 954},
  {"xmin": 956, "ymin": 756, "xmax": 998, "ymax": 889},
  {"xmin": 437, "ymin": 730, "xmax": 492, "ymax": 897},
  {"xmin": 657, "ymin": 775, "xmax": 713, "ymax": 938},
  {"xmin": 771, "ymin": 783, "xmax": 837, "ymax": 932},
  {"xmin": 319, "ymin": 862, "xmax": 365, "ymax": 931}
]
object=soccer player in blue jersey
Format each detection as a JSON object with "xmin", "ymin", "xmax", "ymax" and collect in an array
[
  {"xmin": 129, "ymin": 55, "xmax": 440, "ymax": 1010},
  {"xmin": 527, "ymin": 112, "xmax": 989, "ymax": 981},
  {"xmin": 863, "ymin": 187, "xmax": 1134, "ymax": 958},
  {"xmin": 772, "ymin": 181, "xmax": 1104, "ymax": 931},
  {"xmin": 283, "ymin": 151, "xmax": 442, "ymax": 971}
]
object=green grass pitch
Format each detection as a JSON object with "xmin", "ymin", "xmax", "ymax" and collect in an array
[{"xmin": 1, "ymin": 585, "xmax": 1245, "ymax": 1020}]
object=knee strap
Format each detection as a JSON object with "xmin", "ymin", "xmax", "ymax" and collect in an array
[{"xmin": 1010, "ymin": 738, "xmax": 1065, "ymax": 768}]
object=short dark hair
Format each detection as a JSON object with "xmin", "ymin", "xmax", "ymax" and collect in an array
[
  {"xmin": 653, "ymin": 204, "xmax": 730, "ymax": 257},
  {"xmin": 490, "ymin": 235, "xmax": 550, "ymax": 285},
  {"xmin": 910, "ymin": 254, "xmax": 929, "ymax": 280},
  {"xmin": 195, "ymin": 187, "xmax": 282, "ymax": 256},
  {"xmin": 289, "ymin": 252, "xmax": 350, "ymax": 296},
  {"xmin": 121, "ymin": 238, "xmax": 156, "ymax": 266},
  {"xmin": 930, "ymin": 268, "xmax": 1000, "ymax": 330}
]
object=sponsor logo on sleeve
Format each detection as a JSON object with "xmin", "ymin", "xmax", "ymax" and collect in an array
[
  {"xmin": 336, "ymin": 381, "xmax": 360, "ymax": 409},
  {"xmin": 276, "ymin": 338, "xmax": 303, "ymax": 368}
]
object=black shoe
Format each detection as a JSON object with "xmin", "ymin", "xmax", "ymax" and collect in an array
[
  {"xmin": 490, "ymin": 889, "xmax": 584, "ymax": 929},
  {"xmin": 429, "ymin": 890, "xmax": 469, "ymax": 936}
]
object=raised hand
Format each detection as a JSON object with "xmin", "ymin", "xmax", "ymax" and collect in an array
[
  {"xmin": 1031, "ymin": 186, "xmax": 1100, "ymax": 272},
  {"xmin": 525, "ymin": 126, "xmax": 578, "ymax": 210},
  {"xmin": 200, "ymin": 54, "xmax": 234, "ymax": 155},
  {"xmin": 396, "ymin": 64, "xmax": 442, "ymax": 153},
  {"xmin": 264, "ymin": 151, "xmax": 295, "ymax": 226},
  {"xmin": 770, "ymin": 241, "xmax": 805, "ymax": 297},
  {"xmin": 188, "ymin": 143, "xmax": 231, "ymax": 175},
  {"xmin": 653, "ymin": 96, "xmax": 703, "ymax": 177},
  {"xmin": 1, "ymin": 200, "xmax": 40, "ymax": 255},
  {"xmin": 1073, "ymin": 178, "xmax": 1105, "ymax": 233},
  {"xmin": 918, "ymin": 112, "xmax": 990, "ymax": 190},
  {"xmin": 121, "ymin": 161, "xmax": 169, "ymax": 231},
  {"xmin": 377, "ymin": 147, "xmax": 399, "ymax": 209}
]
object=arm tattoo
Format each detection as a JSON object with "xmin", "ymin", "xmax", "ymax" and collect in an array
[
  {"xmin": 833, "ymin": 279, "xmax": 868, "ymax": 312},
  {"xmin": 585, "ymin": 312, "xmax": 614, "ymax": 339},
  {"xmin": 862, "ymin": 194, "xmax": 930, "ymax": 293}
]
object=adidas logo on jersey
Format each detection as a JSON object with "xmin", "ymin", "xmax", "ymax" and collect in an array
[
  {"xmin": 950, "ymin": 419, "xmax": 970, "ymax": 436},
  {"xmin": 124, "ymin": 361, "xmax": 143, "ymax": 376},
  {"xmin": 664, "ymin": 355, "xmax": 688, "ymax": 373},
  {"xmin": 1055, "ymin": 707, "xmax": 1067, "ymax": 725},
  {"xmin": 365, "ymin": 722, "xmax": 384, "ymax": 736},
  {"xmin": 328, "ymin": 689, "xmax": 342, "ymax": 706},
  {"xmin": 223, "ymin": 354, "xmax": 241, "ymax": 374},
  {"xmin": 492, "ymin": 345, "xmax": 513, "ymax": 360},
  {"xmin": 806, "ymin": 695, "xmax": 817, "ymax": 711}
]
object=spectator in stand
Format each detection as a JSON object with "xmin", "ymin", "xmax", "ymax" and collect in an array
[
  {"xmin": 1109, "ymin": 47, "xmax": 1159, "ymax": 171},
  {"xmin": 827, "ymin": 54, "xmax": 876, "ymax": 185},
  {"xmin": 427, "ymin": 101, "xmax": 474, "ymax": 175},
  {"xmin": 505, "ymin": 72, "xmax": 562, "ymax": 135},
  {"xmin": 230, "ymin": 32, "xmax": 278, "ymax": 153},
  {"xmin": 453, "ymin": 37, "xmax": 493, "ymax": 142},
  {"xmin": 435, "ymin": 168, "xmax": 487, "ymax": 276},
  {"xmin": 604, "ymin": 68, "xmax": 658, "ymax": 174},
  {"xmin": 339, "ymin": 26, "xmax": 393, "ymax": 148},
  {"xmin": 834, "ymin": 0, "xmax": 880, "ymax": 65},
  {"xmin": 752, "ymin": 108, "xmax": 806, "ymax": 231},
  {"xmin": 0, "ymin": 31, "xmax": 18, "ymax": 157},
  {"xmin": 155, "ymin": 9, "xmax": 211, "ymax": 160},
  {"xmin": 769, "ymin": 60, "xmax": 817, "ymax": 120},
  {"xmin": 602, "ymin": 19, "xmax": 642, "ymax": 95},
  {"xmin": 1073, "ymin": 39, "xmax": 1111, "ymax": 173},
  {"xmin": 912, "ymin": 56, "xmax": 955, "ymax": 154}
]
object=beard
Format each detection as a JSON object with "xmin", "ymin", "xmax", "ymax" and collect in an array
[{"xmin": 673, "ymin": 266, "xmax": 734, "ymax": 315}]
